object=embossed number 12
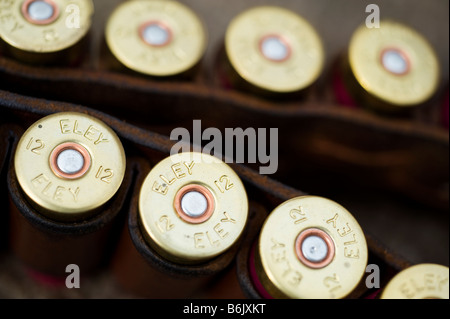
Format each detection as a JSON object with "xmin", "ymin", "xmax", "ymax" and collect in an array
[
  {"xmin": 95, "ymin": 166, "xmax": 114, "ymax": 184},
  {"xmin": 25, "ymin": 137, "xmax": 45, "ymax": 155},
  {"xmin": 214, "ymin": 175, "xmax": 234, "ymax": 193}
]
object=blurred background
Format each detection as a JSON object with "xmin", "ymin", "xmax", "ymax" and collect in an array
[{"xmin": 88, "ymin": 0, "xmax": 449, "ymax": 85}]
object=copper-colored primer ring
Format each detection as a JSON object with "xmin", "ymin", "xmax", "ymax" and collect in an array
[
  {"xmin": 138, "ymin": 20, "xmax": 173, "ymax": 48},
  {"xmin": 295, "ymin": 228, "xmax": 335, "ymax": 269},
  {"xmin": 174, "ymin": 184, "xmax": 215, "ymax": 224},
  {"xmin": 379, "ymin": 47, "xmax": 411, "ymax": 76},
  {"xmin": 49, "ymin": 142, "xmax": 91, "ymax": 180},
  {"xmin": 21, "ymin": 0, "xmax": 60, "ymax": 25},
  {"xmin": 258, "ymin": 33, "xmax": 292, "ymax": 63}
]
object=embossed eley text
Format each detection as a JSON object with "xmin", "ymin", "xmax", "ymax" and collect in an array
[
  {"xmin": 31, "ymin": 173, "xmax": 80, "ymax": 202},
  {"xmin": 59, "ymin": 119, "xmax": 110, "ymax": 145},
  {"xmin": 193, "ymin": 212, "xmax": 236, "ymax": 249},
  {"xmin": 270, "ymin": 237, "xmax": 303, "ymax": 286},
  {"xmin": 326, "ymin": 213, "xmax": 360, "ymax": 259}
]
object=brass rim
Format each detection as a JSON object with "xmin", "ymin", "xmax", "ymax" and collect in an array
[
  {"xmin": 225, "ymin": 6, "xmax": 324, "ymax": 93},
  {"xmin": 348, "ymin": 20, "xmax": 439, "ymax": 106},
  {"xmin": 138, "ymin": 20, "xmax": 173, "ymax": 48},
  {"xmin": 295, "ymin": 228, "xmax": 335, "ymax": 269},
  {"xmin": 139, "ymin": 152, "xmax": 248, "ymax": 264},
  {"xmin": 173, "ymin": 183, "xmax": 215, "ymax": 224},
  {"xmin": 257, "ymin": 196, "xmax": 368, "ymax": 299},
  {"xmin": 0, "ymin": 0, "xmax": 94, "ymax": 53},
  {"xmin": 381, "ymin": 264, "xmax": 449, "ymax": 299},
  {"xmin": 49, "ymin": 142, "xmax": 91, "ymax": 180}
]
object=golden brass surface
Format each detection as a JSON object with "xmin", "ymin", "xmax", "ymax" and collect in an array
[
  {"xmin": 106, "ymin": 0, "xmax": 207, "ymax": 77},
  {"xmin": 381, "ymin": 263, "xmax": 449, "ymax": 299},
  {"xmin": 348, "ymin": 20, "xmax": 440, "ymax": 108},
  {"xmin": 256, "ymin": 196, "xmax": 368, "ymax": 299},
  {"xmin": 0, "ymin": 0, "xmax": 94, "ymax": 53},
  {"xmin": 225, "ymin": 6, "xmax": 324, "ymax": 93},
  {"xmin": 14, "ymin": 112, "xmax": 126, "ymax": 221}
]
